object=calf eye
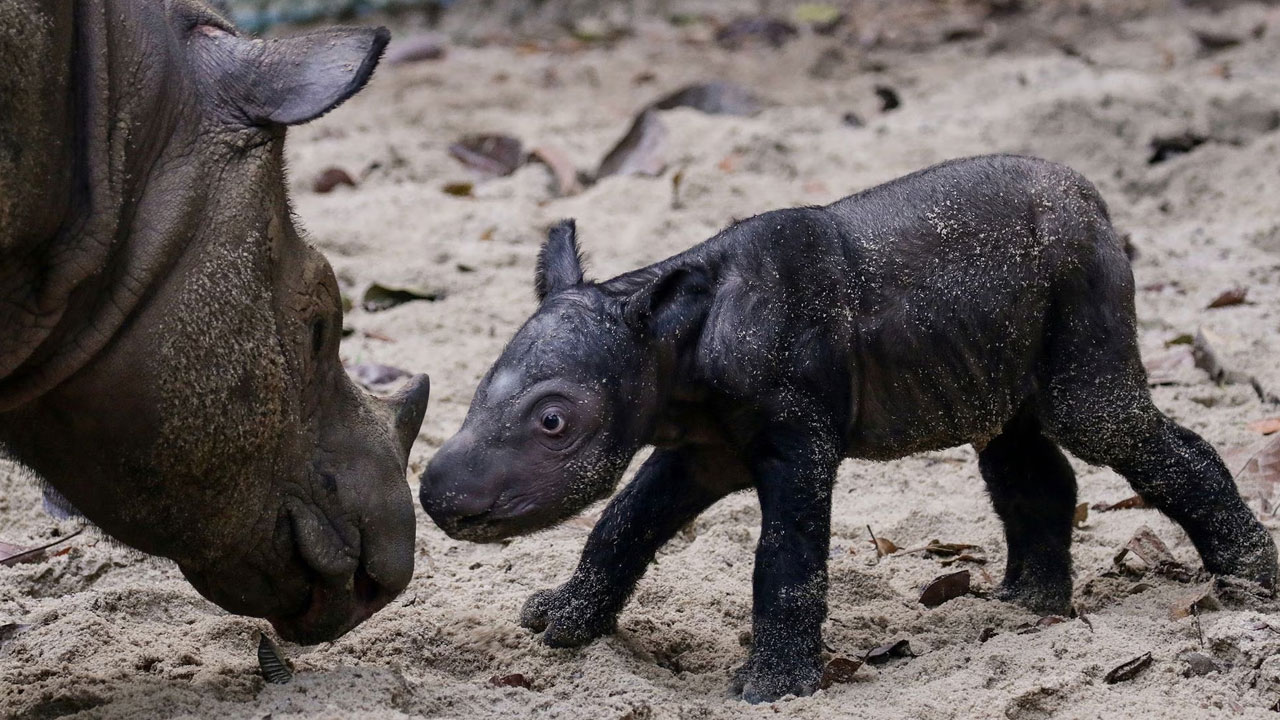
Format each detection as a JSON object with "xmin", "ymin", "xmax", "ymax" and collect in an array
[{"xmin": 540, "ymin": 411, "xmax": 566, "ymax": 436}]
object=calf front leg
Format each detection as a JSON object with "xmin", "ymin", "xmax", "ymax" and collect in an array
[
  {"xmin": 521, "ymin": 445, "xmax": 746, "ymax": 647},
  {"xmin": 731, "ymin": 423, "xmax": 839, "ymax": 704}
]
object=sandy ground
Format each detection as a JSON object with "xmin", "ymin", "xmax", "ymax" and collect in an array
[{"xmin": 6, "ymin": 2, "xmax": 1280, "ymax": 718}]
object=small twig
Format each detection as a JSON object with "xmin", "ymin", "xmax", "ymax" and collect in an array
[
  {"xmin": 0, "ymin": 527, "xmax": 86, "ymax": 566},
  {"xmin": 867, "ymin": 525, "xmax": 883, "ymax": 560},
  {"xmin": 1192, "ymin": 604, "xmax": 1205, "ymax": 648}
]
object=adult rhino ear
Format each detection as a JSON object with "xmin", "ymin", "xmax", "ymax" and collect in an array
[
  {"xmin": 623, "ymin": 266, "xmax": 711, "ymax": 342},
  {"xmin": 535, "ymin": 219, "xmax": 586, "ymax": 302},
  {"xmin": 191, "ymin": 23, "xmax": 389, "ymax": 126}
]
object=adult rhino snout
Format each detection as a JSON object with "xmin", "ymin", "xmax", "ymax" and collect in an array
[{"xmin": 256, "ymin": 373, "xmax": 431, "ymax": 645}]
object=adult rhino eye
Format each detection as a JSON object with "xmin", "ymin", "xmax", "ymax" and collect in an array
[{"xmin": 540, "ymin": 411, "xmax": 566, "ymax": 436}]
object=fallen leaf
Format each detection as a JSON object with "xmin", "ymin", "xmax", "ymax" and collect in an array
[
  {"xmin": 1206, "ymin": 287, "xmax": 1248, "ymax": 309},
  {"xmin": 1016, "ymin": 616, "xmax": 1067, "ymax": 634},
  {"xmin": 651, "ymin": 82, "xmax": 765, "ymax": 117},
  {"xmin": 920, "ymin": 540, "xmax": 982, "ymax": 558},
  {"xmin": 715, "ymin": 16, "xmax": 798, "ymax": 50},
  {"xmin": 1169, "ymin": 583, "xmax": 1221, "ymax": 620},
  {"xmin": 596, "ymin": 109, "xmax": 667, "ymax": 179},
  {"xmin": 1143, "ymin": 345, "xmax": 1194, "ymax": 386},
  {"xmin": 1149, "ymin": 133, "xmax": 1207, "ymax": 164},
  {"xmin": 1194, "ymin": 328, "xmax": 1251, "ymax": 385},
  {"xmin": 257, "ymin": 633, "xmax": 293, "ymax": 684},
  {"xmin": 442, "ymin": 182, "xmax": 474, "ymax": 197},
  {"xmin": 1104, "ymin": 652, "xmax": 1153, "ymax": 684},
  {"xmin": 1092, "ymin": 495, "xmax": 1148, "ymax": 512},
  {"xmin": 1073, "ymin": 502, "xmax": 1089, "ymax": 528},
  {"xmin": 874, "ymin": 85, "xmax": 901, "ymax": 112},
  {"xmin": 346, "ymin": 363, "xmax": 412, "ymax": 389},
  {"xmin": 819, "ymin": 657, "xmax": 862, "ymax": 689},
  {"xmin": 528, "ymin": 145, "xmax": 583, "ymax": 197},
  {"xmin": 313, "ymin": 167, "xmax": 356, "ymax": 194},
  {"xmin": 864, "ymin": 639, "xmax": 913, "ymax": 665},
  {"xmin": 489, "ymin": 673, "xmax": 532, "ymax": 689},
  {"xmin": 1193, "ymin": 28, "xmax": 1242, "ymax": 53},
  {"xmin": 1114, "ymin": 526, "xmax": 1193, "ymax": 580},
  {"xmin": 362, "ymin": 283, "xmax": 445, "ymax": 312},
  {"xmin": 1247, "ymin": 418, "xmax": 1280, "ymax": 435},
  {"xmin": 1234, "ymin": 433, "xmax": 1280, "ymax": 512},
  {"xmin": 0, "ymin": 623, "xmax": 30, "ymax": 648},
  {"xmin": 919, "ymin": 570, "xmax": 971, "ymax": 608},
  {"xmin": 866, "ymin": 526, "xmax": 898, "ymax": 557},
  {"xmin": 386, "ymin": 33, "xmax": 446, "ymax": 64},
  {"xmin": 449, "ymin": 134, "xmax": 524, "ymax": 177}
]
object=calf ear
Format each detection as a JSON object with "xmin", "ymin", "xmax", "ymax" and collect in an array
[
  {"xmin": 535, "ymin": 220, "xmax": 586, "ymax": 301},
  {"xmin": 623, "ymin": 266, "xmax": 711, "ymax": 342},
  {"xmin": 192, "ymin": 24, "xmax": 389, "ymax": 127}
]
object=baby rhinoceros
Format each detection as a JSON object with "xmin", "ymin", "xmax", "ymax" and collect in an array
[{"xmin": 421, "ymin": 154, "xmax": 1278, "ymax": 702}]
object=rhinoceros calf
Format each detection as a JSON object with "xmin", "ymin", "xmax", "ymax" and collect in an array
[
  {"xmin": 421, "ymin": 155, "xmax": 1278, "ymax": 701},
  {"xmin": 0, "ymin": 0, "xmax": 429, "ymax": 643}
]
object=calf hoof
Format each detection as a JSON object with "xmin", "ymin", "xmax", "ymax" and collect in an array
[
  {"xmin": 995, "ymin": 580, "xmax": 1072, "ymax": 616},
  {"xmin": 729, "ymin": 655, "xmax": 822, "ymax": 704},
  {"xmin": 519, "ymin": 584, "xmax": 616, "ymax": 648}
]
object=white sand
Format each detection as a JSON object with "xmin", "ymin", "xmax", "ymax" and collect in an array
[{"xmin": 4, "ymin": 2, "xmax": 1280, "ymax": 717}]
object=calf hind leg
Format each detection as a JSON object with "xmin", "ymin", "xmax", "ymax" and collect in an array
[
  {"xmin": 1038, "ymin": 257, "xmax": 1277, "ymax": 589},
  {"xmin": 1054, "ymin": 402, "xmax": 1277, "ymax": 590},
  {"xmin": 978, "ymin": 409, "xmax": 1077, "ymax": 614}
]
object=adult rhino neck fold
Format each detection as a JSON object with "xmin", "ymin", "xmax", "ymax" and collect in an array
[{"xmin": 0, "ymin": 0, "xmax": 194, "ymax": 412}]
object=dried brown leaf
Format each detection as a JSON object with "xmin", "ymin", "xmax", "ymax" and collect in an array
[
  {"xmin": 489, "ymin": 673, "xmax": 532, "ymax": 689},
  {"xmin": 864, "ymin": 639, "xmax": 913, "ymax": 664},
  {"xmin": 1169, "ymin": 583, "xmax": 1221, "ymax": 620},
  {"xmin": 596, "ymin": 109, "xmax": 666, "ymax": 179},
  {"xmin": 921, "ymin": 540, "xmax": 981, "ymax": 558},
  {"xmin": 449, "ymin": 135, "xmax": 524, "ymax": 177},
  {"xmin": 1206, "ymin": 287, "xmax": 1248, "ymax": 309},
  {"xmin": 1104, "ymin": 652, "xmax": 1153, "ymax": 684},
  {"xmin": 1247, "ymin": 417, "xmax": 1280, "ymax": 435},
  {"xmin": 651, "ymin": 82, "xmax": 765, "ymax": 117},
  {"xmin": 919, "ymin": 570, "xmax": 971, "ymax": 608},
  {"xmin": 819, "ymin": 657, "xmax": 863, "ymax": 689},
  {"xmin": 1092, "ymin": 495, "xmax": 1148, "ymax": 512},
  {"xmin": 1144, "ymin": 345, "xmax": 1194, "ymax": 386},
  {"xmin": 528, "ymin": 145, "xmax": 582, "ymax": 197},
  {"xmin": 1073, "ymin": 502, "xmax": 1089, "ymax": 527},
  {"xmin": 313, "ymin": 167, "xmax": 355, "ymax": 194}
]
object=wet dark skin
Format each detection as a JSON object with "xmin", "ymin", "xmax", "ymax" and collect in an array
[{"xmin": 421, "ymin": 154, "xmax": 1278, "ymax": 703}]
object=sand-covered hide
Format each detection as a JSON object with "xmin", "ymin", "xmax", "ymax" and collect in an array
[{"xmin": 5, "ymin": 2, "xmax": 1280, "ymax": 718}]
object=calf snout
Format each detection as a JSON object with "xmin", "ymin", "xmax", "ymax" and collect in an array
[{"xmin": 420, "ymin": 435, "xmax": 505, "ymax": 540}]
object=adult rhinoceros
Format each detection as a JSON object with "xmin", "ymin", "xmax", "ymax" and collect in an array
[{"xmin": 0, "ymin": 0, "xmax": 429, "ymax": 643}]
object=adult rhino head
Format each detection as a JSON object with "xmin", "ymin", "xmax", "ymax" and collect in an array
[{"xmin": 0, "ymin": 0, "xmax": 428, "ymax": 643}]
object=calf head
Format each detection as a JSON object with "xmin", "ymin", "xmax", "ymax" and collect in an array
[
  {"xmin": 420, "ymin": 220, "xmax": 708, "ymax": 541},
  {"xmin": 0, "ymin": 1, "xmax": 427, "ymax": 643}
]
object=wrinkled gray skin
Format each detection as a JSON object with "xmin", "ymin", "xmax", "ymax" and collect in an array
[
  {"xmin": 423, "ymin": 155, "xmax": 1278, "ymax": 702},
  {"xmin": 0, "ymin": 0, "xmax": 429, "ymax": 644}
]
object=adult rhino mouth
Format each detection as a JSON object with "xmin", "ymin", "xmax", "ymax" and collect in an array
[{"xmin": 266, "ymin": 562, "xmax": 395, "ymax": 644}]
